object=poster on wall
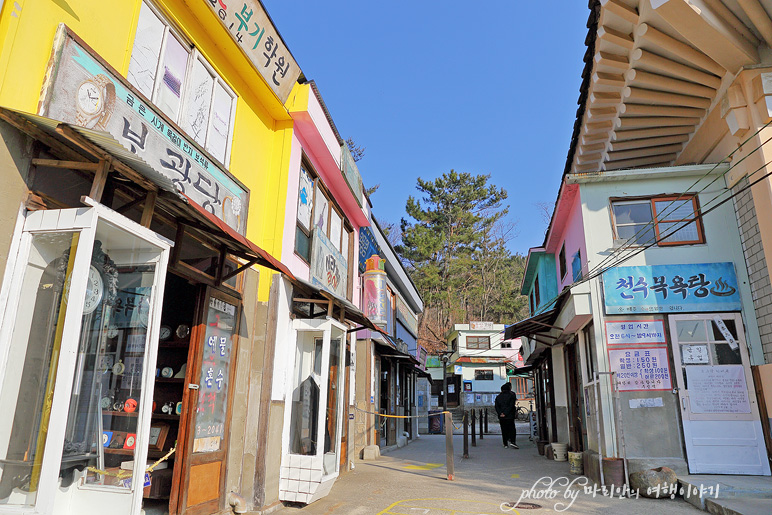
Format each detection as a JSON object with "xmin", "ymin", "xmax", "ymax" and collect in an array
[
  {"xmin": 192, "ymin": 297, "xmax": 237, "ymax": 453},
  {"xmin": 602, "ymin": 262, "xmax": 741, "ymax": 314},
  {"xmin": 605, "ymin": 320, "xmax": 666, "ymax": 345},
  {"xmin": 39, "ymin": 25, "xmax": 249, "ymax": 234},
  {"xmin": 686, "ymin": 365, "xmax": 751, "ymax": 414},
  {"xmin": 296, "ymin": 168, "xmax": 313, "ymax": 231},
  {"xmin": 310, "ymin": 229, "xmax": 348, "ymax": 298},
  {"xmin": 608, "ymin": 347, "xmax": 672, "ymax": 391}
]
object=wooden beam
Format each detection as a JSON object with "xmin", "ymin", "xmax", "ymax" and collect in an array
[
  {"xmin": 222, "ymin": 258, "xmax": 258, "ymax": 282},
  {"xmin": 611, "ymin": 125, "xmax": 695, "ymax": 142},
  {"xmin": 589, "ymin": 91, "xmax": 622, "ymax": 106},
  {"xmin": 576, "ymin": 152, "xmax": 603, "ymax": 164},
  {"xmin": 623, "ymin": 86, "xmax": 711, "ymax": 109},
  {"xmin": 620, "ymin": 103, "xmax": 705, "ymax": 118},
  {"xmin": 31, "ymin": 158, "xmax": 100, "ymax": 171},
  {"xmin": 601, "ymin": 0, "xmax": 639, "ymax": 24},
  {"xmin": 141, "ymin": 190, "xmax": 157, "ymax": 228},
  {"xmin": 604, "ymin": 154, "xmax": 678, "ymax": 170},
  {"xmin": 701, "ymin": 0, "xmax": 760, "ymax": 47},
  {"xmin": 630, "ymin": 48, "xmax": 722, "ymax": 88},
  {"xmin": 593, "ymin": 72, "xmax": 626, "ymax": 88},
  {"xmin": 607, "ymin": 143, "xmax": 683, "ymax": 161},
  {"xmin": 595, "ymin": 51, "xmax": 629, "ymax": 72},
  {"xmin": 635, "ymin": 23, "xmax": 725, "ymax": 76},
  {"xmin": 580, "ymin": 142, "xmax": 607, "ymax": 153},
  {"xmin": 88, "ymin": 159, "xmax": 110, "ymax": 202},
  {"xmin": 586, "ymin": 120, "xmax": 614, "ymax": 133},
  {"xmin": 598, "ymin": 26, "xmax": 635, "ymax": 50},
  {"xmin": 609, "ymin": 134, "xmax": 690, "ymax": 151},
  {"xmin": 574, "ymin": 163, "xmax": 600, "ymax": 173},
  {"xmin": 733, "ymin": 0, "xmax": 772, "ymax": 49},
  {"xmin": 615, "ymin": 116, "xmax": 700, "ymax": 129},
  {"xmin": 625, "ymin": 69, "xmax": 716, "ymax": 98},
  {"xmin": 581, "ymin": 131, "xmax": 610, "ymax": 144},
  {"xmin": 588, "ymin": 107, "xmax": 617, "ymax": 121},
  {"xmin": 0, "ymin": 110, "xmax": 87, "ymax": 162}
]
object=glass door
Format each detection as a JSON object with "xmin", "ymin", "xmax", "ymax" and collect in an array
[
  {"xmin": 669, "ymin": 313, "xmax": 770, "ymax": 475},
  {"xmin": 175, "ymin": 288, "xmax": 240, "ymax": 515}
]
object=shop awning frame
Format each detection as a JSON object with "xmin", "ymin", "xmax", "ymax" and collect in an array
[
  {"xmin": 504, "ymin": 290, "xmax": 569, "ymax": 341},
  {"xmin": 0, "ymin": 107, "xmax": 295, "ymax": 284}
]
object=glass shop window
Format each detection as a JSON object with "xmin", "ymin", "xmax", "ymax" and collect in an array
[
  {"xmin": 323, "ymin": 337, "xmax": 343, "ymax": 476},
  {"xmin": 127, "ymin": 1, "xmax": 236, "ymax": 165},
  {"xmin": 474, "ymin": 369, "xmax": 494, "ymax": 381},
  {"xmin": 0, "ymin": 232, "xmax": 81, "ymax": 505},
  {"xmin": 289, "ymin": 333, "xmax": 323, "ymax": 455}
]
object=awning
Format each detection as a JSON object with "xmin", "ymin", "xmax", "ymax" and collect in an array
[
  {"xmin": 456, "ymin": 356, "xmax": 508, "ymax": 364},
  {"xmin": 290, "ymin": 277, "xmax": 379, "ymax": 332},
  {"xmin": 504, "ymin": 290, "xmax": 569, "ymax": 341},
  {"xmin": 0, "ymin": 107, "xmax": 294, "ymax": 279},
  {"xmin": 507, "ymin": 363, "xmax": 535, "ymax": 376}
]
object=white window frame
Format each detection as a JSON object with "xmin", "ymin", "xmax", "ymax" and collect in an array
[
  {"xmin": 0, "ymin": 200, "xmax": 171, "ymax": 515},
  {"xmin": 132, "ymin": 1, "xmax": 237, "ymax": 168}
]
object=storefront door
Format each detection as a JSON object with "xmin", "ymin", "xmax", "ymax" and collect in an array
[
  {"xmin": 669, "ymin": 313, "xmax": 770, "ymax": 475},
  {"xmin": 174, "ymin": 288, "xmax": 241, "ymax": 514}
]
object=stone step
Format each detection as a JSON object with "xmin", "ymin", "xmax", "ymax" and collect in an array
[
  {"xmin": 705, "ymin": 497, "xmax": 772, "ymax": 515},
  {"xmin": 679, "ymin": 476, "xmax": 772, "ymax": 511}
]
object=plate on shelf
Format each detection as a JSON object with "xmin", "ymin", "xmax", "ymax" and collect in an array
[
  {"xmin": 159, "ymin": 325, "xmax": 172, "ymax": 341},
  {"xmin": 175, "ymin": 324, "xmax": 190, "ymax": 339}
]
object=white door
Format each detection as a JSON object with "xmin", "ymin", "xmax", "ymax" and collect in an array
[{"xmin": 669, "ymin": 313, "xmax": 770, "ymax": 475}]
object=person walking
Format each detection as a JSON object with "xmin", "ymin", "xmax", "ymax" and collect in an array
[{"xmin": 495, "ymin": 382, "xmax": 518, "ymax": 449}]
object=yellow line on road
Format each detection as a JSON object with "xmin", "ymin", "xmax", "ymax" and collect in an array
[
  {"xmin": 377, "ymin": 497, "xmax": 519, "ymax": 515},
  {"xmin": 403, "ymin": 463, "xmax": 443, "ymax": 470}
]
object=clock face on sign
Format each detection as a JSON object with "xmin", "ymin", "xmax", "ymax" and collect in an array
[
  {"xmin": 77, "ymin": 82, "xmax": 102, "ymax": 115},
  {"xmin": 83, "ymin": 265, "xmax": 104, "ymax": 315}
]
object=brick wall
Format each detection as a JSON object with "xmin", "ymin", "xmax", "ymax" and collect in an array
[{"xmin": 732, "ymin": 176, "xmax": 772, "ymax": 363}]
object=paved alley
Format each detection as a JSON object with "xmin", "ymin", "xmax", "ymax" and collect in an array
[{"xmin": 276, "ymin": 435, "xmax": 702, "ymax": 515}]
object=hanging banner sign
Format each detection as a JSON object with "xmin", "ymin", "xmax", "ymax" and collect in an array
[
  {"xmin": 396, "ymin": 296, "xmax": 418, "ymax": 336},
  {"xmin": 686, "ymin": 365, "xmax": 750, "ymax": 414},
  {"xmin": 605, "ymin": 319, "xmax": 666, "ymax": 345},
  {"xmin": 603, "ymin": 262, "xmax": 741, "ymax": 314},
  {"xmin": 203, "ymin": 0, "xmax": 301, "ymax": 103},
  {"xmin": 358, "ymin": 226, "xmax": 383, "ymax": 273},
  {"xmin": 39, "ymin": 25, "xmax": 249, "ymax": 234},
  {"xmin": 310, "ymin": 229, "xmax": 348, "ymax": 298},
  {"xmin": 608, "ymin": 346, "xmax": 672, "ymax": 391}
]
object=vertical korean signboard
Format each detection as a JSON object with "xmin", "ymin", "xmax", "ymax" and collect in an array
[
  {"xmin": 203, "ymin": 0, "xmax": 301, "ymax": 103},
  {"xmin": 193, "ymin": 297, "xmax": 237, "ymax": 453},
  {"xmin": 39, "ymin": 26, "xmax": 249, "ymax": 234}
]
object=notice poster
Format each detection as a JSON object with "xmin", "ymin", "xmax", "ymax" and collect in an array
[
  {"xmin": 686, "ymin": 365, "xmax": 751, "ymax": 414},
  {"xmin": 608, "ymin": 347, "xmax": 672, "ymax": 391},
  {"xmin": 605, "ymin": 320, "xmax": 666, "ymax": 345}
]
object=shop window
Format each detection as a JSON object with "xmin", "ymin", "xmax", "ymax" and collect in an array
[
  {"xmin": 611, "ymin": 196, "xmax": 704, "ymax": 247},
  {"xmin": 571, "ymin": 250, "xmax": 582, "ymax": 282},
  {"xmin": 128, "ymin": 1, "xmax": 236, "ymax": 165},
  {"xmin": 474, "ymin": 369, "xmax": 494, "ymax": 380},
  {"xmin": 466, "ymin": 336, "xmax": 490, "ymax": 350},
  {"xmin": 289, "ymin": 333, "xmax": 322, "ymax": 456},
  {"xmin": 559, "ymin": 244, "xmax": 567, "ymax": 279}
]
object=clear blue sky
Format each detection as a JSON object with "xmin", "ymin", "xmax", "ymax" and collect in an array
[{"xmin": 262, "ymin": 1, "xmax": 590, "ymax": 256}]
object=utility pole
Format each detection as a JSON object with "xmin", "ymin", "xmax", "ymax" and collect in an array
[{"xmin": 440, "ymin": 353, "xmax": 449, "ymax": 411}]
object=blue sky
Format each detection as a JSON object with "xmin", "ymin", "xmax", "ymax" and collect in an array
[{"xmin": 263, "ymin": 1, "xmax": 590, "ymax": 256}]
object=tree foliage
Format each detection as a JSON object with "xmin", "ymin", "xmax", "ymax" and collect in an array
[{"xmin": 396, "ymin": 171, "xmax": 530, "ymax": 353}]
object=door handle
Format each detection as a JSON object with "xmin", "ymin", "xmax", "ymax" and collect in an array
[
  {"xmin": 681, "ymin": 397, "xmax": 686, "ymax": 410},
  {"xmin": 188, "ymin": 383, "xmax": 200, "ymax": 390}
]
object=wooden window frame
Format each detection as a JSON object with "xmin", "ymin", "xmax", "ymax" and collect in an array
[
  {"xmin": 610, "ymin": 195, "xmax": 704, "ymax": 248},
  {"xmin": 466, "ymin": 336, "xmax": 490, "ymax": 350}
]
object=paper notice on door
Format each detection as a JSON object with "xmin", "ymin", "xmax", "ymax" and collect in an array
[{"xmin": 686, "ymin": 365, "xmax": 750, "ymax": 414}]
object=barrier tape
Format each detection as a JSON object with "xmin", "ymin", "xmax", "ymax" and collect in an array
[
  {"xmin": 352, "ymin": 407, "xmax": 467, "ymax": 430},
  {"xmin": 87, "ymin": 446, "xmax": 176, "ymax": 479}
]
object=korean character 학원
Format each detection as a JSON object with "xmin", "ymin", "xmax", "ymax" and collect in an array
[{"xmin": 272, "ymin": 55, "xmax": 290, "ymax": 86}]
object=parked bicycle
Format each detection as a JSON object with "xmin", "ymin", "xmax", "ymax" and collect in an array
[{"xmin": 515, "ymin": 405, "xmax": 530, "ymax": 422}]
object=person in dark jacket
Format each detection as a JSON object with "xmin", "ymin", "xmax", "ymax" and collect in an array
[{"xmin": 494, "ymin": 382, "xmax": 518, "ymax": 449}]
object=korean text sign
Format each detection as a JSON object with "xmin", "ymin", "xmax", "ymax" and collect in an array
[
  {"xmin": 603, "ymin": 262, "xmax": 741, "ymax": 314},
  {"xmin": 605, "ymin": 320, "xmax": 666, "ymax": 345},
  {"xmin": 193, "ymin": 297, "xmax": 237, "ymax": 453},
  {"xmin": 608, "ymin": 347, "xmax": 672, "ymax": 391}
]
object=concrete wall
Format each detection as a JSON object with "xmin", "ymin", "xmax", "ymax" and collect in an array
[
  {"xmin": 0, "ymin": 121, "xmax": 32, "ymax": 281},
  {"xmin": 551, "ymin": 346, "xmax": 570, "ymax": 445}
]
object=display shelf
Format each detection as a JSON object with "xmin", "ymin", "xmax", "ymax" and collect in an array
[
  {"xmin": 151, "ymin": 413, "xmax": 180, "ymax": 421},
  {"xmin": 103, "ymin": 448, "xmax": 169, "ymax": 459},
  {"xmin": 155, "ymin": 377, "xmax": 184, "ymax": 383},
  {"xmin": 102, "ymin": 410, "xmax": 138, "ymax": 417},
  {"xmin": 159, "ymin": 339, "xmax": 189, "ymax": 348}
]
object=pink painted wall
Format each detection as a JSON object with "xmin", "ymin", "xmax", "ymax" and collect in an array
[{"xmin": 546, "ymin": 183, "xmax": 587, "ymax": 292}]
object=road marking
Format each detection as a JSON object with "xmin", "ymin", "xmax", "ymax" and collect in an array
[
  {"xmin": 510, "ymin": 473, "xmax": 520, "ymax": 478},
  {"xmin": 403, "ymin": 463, "xmax": 443, "ymax": 470},
  {"xmin": 378, "ymin": 498, "xmax": 518, "ymax": 515}
]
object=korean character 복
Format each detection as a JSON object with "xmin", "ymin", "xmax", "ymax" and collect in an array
[
  {"xmin": 273, "ymin": 55, "xmax": 290, "ymax": 86},
  {"xmin": 651, "ymin": 276, "xmax": 668, "ymax": 298}
]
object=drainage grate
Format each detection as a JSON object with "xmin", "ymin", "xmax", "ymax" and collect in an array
[{"xmin": 502, "ymin": 502, "xmax": 542, "ymax": 510}]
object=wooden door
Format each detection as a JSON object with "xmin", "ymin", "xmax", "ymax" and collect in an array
[{"xmin": 172, "ymin": 287, "xmax": 241, "ymax": 514}]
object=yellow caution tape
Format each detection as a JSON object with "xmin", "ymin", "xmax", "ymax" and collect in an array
[{"xmin": 87, "ymin": 446, "xmax": 176, "ymax": 479}]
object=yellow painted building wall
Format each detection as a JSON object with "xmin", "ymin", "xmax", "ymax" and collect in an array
[{"xmin": 0, "ymin": 0, "xmax": 293, "ymax": 300}]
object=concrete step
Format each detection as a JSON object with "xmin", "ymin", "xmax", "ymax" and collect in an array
[
  {"xmin": 705, "ymin": 497, "xmax": 772, "ymax": 515},
  {"xmin": 679, "ymin": 475, "xmax": 772, "ymax": 512}
]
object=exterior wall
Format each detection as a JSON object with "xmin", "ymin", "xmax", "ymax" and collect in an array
[
  {"xmin": 551, "ymin": 191, "xmax": 587, "ymax": 292},
  {"xmin": 0, "ymin": 122, "xmax": 31, "ymax": 280},
  {"xmin": 550, "ymin": 345, "xmax": 570, "ymax": 445},
  {"xmin": 0, "ymin": 0, "xmax": 294, "ymax": 302},
  {"xmin": 578, "ymin": 170, "xmax": 761, "ymax": 472},
  {"xmin": 523, "ymin": 253, "xmax": 559, "ymax": 314},
  {"xmin": 459, "ymin": 363, "xmax": 508, "ymax": 394},
  {"xmin": 733, "ymin": 175, "xmax": 772, "ymax": 363}
]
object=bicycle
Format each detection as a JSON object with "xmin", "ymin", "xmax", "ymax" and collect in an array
[{"xmin": 515, "ymin": 405, "xmax": 530, "ymax": 422}]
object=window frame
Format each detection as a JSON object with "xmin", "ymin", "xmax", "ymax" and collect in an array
[
  {"xmin": 466, "ymin": 335, "xmax": 491, "ymax": 350},
  {"xmin": 610, "ymin": 195, "xmax": 705, "ymax": 248},
  {"xmin": 474, "ymin": 369, "xmax": 494, "ymax": 381},
  {"xmin": 130, "ymin": 0, "xmax": 237, "ymax": 167},
  {"xmin": 559, "ymin": 244, "xmax": 567, "ymax": 279}
]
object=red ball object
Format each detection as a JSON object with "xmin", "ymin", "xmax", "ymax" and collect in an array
[{"xmin": 124, "ymin": 398, "xmax": 137, "ymax": 413}]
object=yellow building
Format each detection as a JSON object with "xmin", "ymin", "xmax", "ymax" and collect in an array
[{"xmin": 0, "ymin": 1, "xmax": 304, "ymax": 514}]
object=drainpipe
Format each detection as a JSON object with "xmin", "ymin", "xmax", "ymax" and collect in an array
[{"xmin": 228, "ymin": 491, "xmax": 247, "ymax": 514}]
